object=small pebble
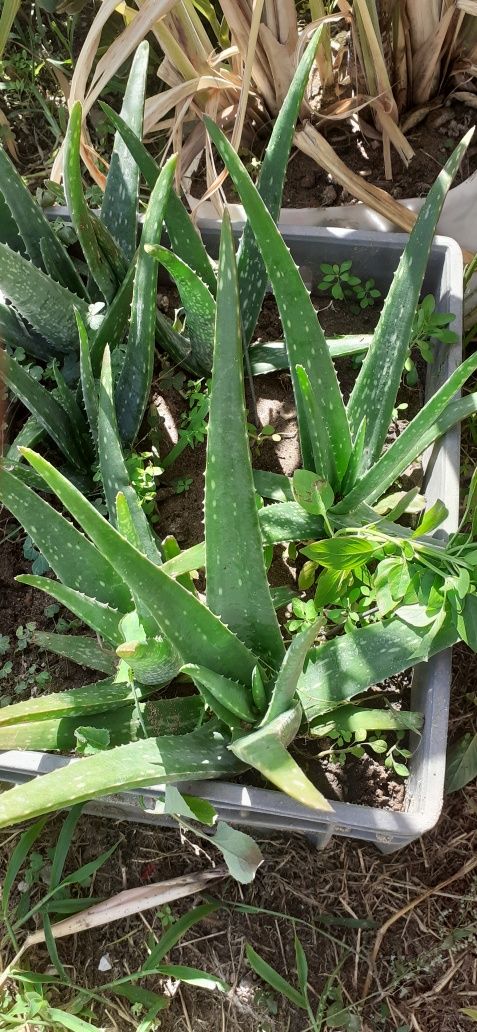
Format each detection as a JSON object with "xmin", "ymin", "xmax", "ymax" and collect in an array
[
  {"xmin": 98, "ymin": 954, "xmax": 112, "ymax": 972},
  {"xmin": 322, "ymin": 184, "xmax": 338, "ymax": 205}
]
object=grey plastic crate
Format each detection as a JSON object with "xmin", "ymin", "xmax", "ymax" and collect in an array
[{"xmin": 0, "ymin": 226, "xmax": 463, "ymax": 852}]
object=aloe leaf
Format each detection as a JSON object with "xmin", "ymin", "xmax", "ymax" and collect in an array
[
  {"xmin": 0, "ymin": 467, "xmax": 131, "ymax": 611},
  {"xmin": 296, "ymin": 365, "xmax": 336, "ymax": 487},
  {"xmin": 21, "ymin": 449, "xmax": 259, "ymax": 686},
  {"xmin": 0, "ymin": 696, "xmax": 204, "ymax": 752},
  {"xmin": 6, "ymin": 414, "xmax": 43, "ymax": 463},
  {"xmin": 0, "ymin": 143, "xmax": 86, "ymax": 297},
  {"xmin": 64, "ymin": 102, "xmax": 117, "ymax": 303},
  {"xmin": 205, "ymin": 213, "xmax": 284, "ymax": 671},
  {"xmin": 0, "ymin": 301, "xmax": 42, "ymax": 354},
  {"xmin": 341, "ymin": 416, "xmax": 366, "ymax": 496},
  {"xmin": 16, "ymin": 575, "xmax": 123, "ymax": 644},
  {"xmin": 237, "ymin": 27, "xmax": 324, "ymax": 345},
  {"xmin": 98, "ymin": 101, "xmax": 216, "ymax": 294},
  {"xmin": 161, "ymin": 535, "xmax": 196, "ymax": 593},
  {"xmin": 182, "ymin": 663, "xmax": 257, "ymax": 722},
  {"xmin": 0, "ymin": 725, "xmax": 244, "ymax": 828},
  {"xmin": 88, "ymin": 261, "xmax": 136, "ymax": 377},
  {"xmin": 230, "ymin": 704, "xmax": 332, "ymax": 811},
  {"xmin": 76, "ymin": 312, "xmax": 99, "ymax": 445},
  {"xmin": 264, "ymin": 620, "xmax": 321, "ymax": 724},
  {"xmin": 98, "ymin": 348, "xmax": 162, "ymax": 565},
  {"xmin": 205, "ymin": 118, "xmax": 351, "ymax": 478},
  {"xmin": 161, "ymin": 542, "xmax": 205, "ymax": 578},
  {"xmin": 0, "ymin": 678, "xmax": 146, "ymax": 727},
  {"xmin": 0, "ymin": 242, "xmax": 89, "ymax": 352},
  {"xmin": 258, "ymin": 502, "xmax": 324, "ymax": 544},
  {"xmin": 0, "ymin": 188, "xmax": 24, "ymax": 253},
  {"xmin": 40, "ymin": 236, "xmax": 89, "ymax": 302},
  {"xmin": 1, "ymin": 352, "xmax": 87, "ymax": 470},
  {"xmin": 347, "ymin": 129, "xmax": 474, "ymax": 470},
  {"xmin": 52, "ymin": 361, "xmax": 91, "ymax": 443},
  {"xmin": 33, "ymin": 631, "xmax": 117, "ymax": 673},
  {"xmin": 146, "ymin": 245, "xmax": 214, "ymax": 372},
  {"xmin": 249, "ymin": 336, "xmax": 370, "ymax": 375},
  {"xmin": 297, "ymin": 605, "xmax": 462, "ymax": 723},
  {"xmin": 253, "ymin": 469, "xmax": 294, "ymax": 502},
  {"xmin": 115, "ymin": 155, "xmax": 176, "ymax": 447},
  {"xmin": 310, "ymin": 704, "xmax": 423, "ymax": 738},
  {"xmin": 116, "ymin": 637, "xmax": 181, "ymax": 686},
  {"xmin": 334, "ymin": 353, "xmax": 477, "ymax": 512},
  {"xmin": 101, "ymin": 42, "xmax": 148, "ymax": 261}
]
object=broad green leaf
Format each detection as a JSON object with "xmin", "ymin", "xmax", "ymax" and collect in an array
[
  {"xmin": 0, "ymin": 143, "xmax": 86, "ymax": 297},
  {"xmin": 0, "ymin": 725, "xmax": 244, "ymax": 828},
  {"xmin": 0, "ymin": 467, "xmax": 131, "ymax": 611},
  {"xmin": 445, "ymin": 732, "xmax": 477, "ymax": 793},
  {"xmin": 33, "ymin": 630, "xmax": 117, "ymax": 674},
  {"xmin": 64, "ymin": 102, "xmax": 116, "ymax": 302},
  {"xmin": 347, "ymin": 129, "xmax": 474, "ymax": 470},
  {"xmin": 0, "ymin": 242, "xmax": 89, "ymax": 352},
  {"xmin": 237, "ymin": 27, "xmax": 324, "ymax": 345},
  {"xmin": 230, "ymin": 704, "xmax": 332, "ymax": 810},
  {"xmin": 146, "ymin": 244, "xmax": 214, "ymax": 372},
  {"xmin": 115, "ymin": 156, "xmax": 176, "ymax": 447},
  {"xmin": 16, "ymin": 575, "xmax": 123, "ymax": 644},
  {"xmin": 334, "ymin": 353, "xmax": 477, "ymax": 512},
  {"xmin": 411, "ymin": 499, "xmax": 448, "ymax": 538},
  {"xmin": 1, "ymin": 352, "xmax": 86, "ymax": 470},
  {"xmin": 204, "ymin": 117, "xmax": 351, "ymax": 479},
  {"xmin": 292, "ymin": 468, "xmax": 334, "ymax": 517},
  {"xmin": 99, "ymin": 100, "xmax": 216, "ymax": 294},
  {"xmin": 181, "ymin": 663, "xmax": 257, "ymax": 722},
  {"xmin": 246, "ymin": 945, "xmax": 307, "ymax": 1010},
  {"xmin": 116, "ymin": 636, "xmax": 180, "ymax": 686},
  {"xmin": 101, "ymin": 41, "xmax": 148, "ymax": 261},
  {"xmin": 264, "ymin": 620, "xmax": 321, "ymax": 723},
  {"xmin": 205, "ymin": 212, "xmax": 284, "ymax": 671},
  {"xmin": 21, "ymin": 449, "xmax": 259, "ymax": 686},
  {"xmin": 206, "ymin": 822, "xmax": 263, "ymax": 884},
  {"xmin": 297, "ymin": 605, "xmax": 463, "ymax": 722},
  {"xmin": 163, "ymin": 785, "xmax": 216, "ymax": 826},
  {"xmin": 302, "ymin": 536, "xmax": 381, "ymax": 569}
]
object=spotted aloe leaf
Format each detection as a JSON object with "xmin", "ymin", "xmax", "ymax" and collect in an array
[
  {"xmin": 205, "ymin": 213, "xmax": 284, "ymax": 672},
  {"xmin": 0, "ymin": 678, "xmax": 134, "ymax": 727},
  {"xmin": 0, "ymin": 143, "xmax": 86, "ymax": 298},
  {"xmin": 264, "ymin": 620, "xmax": 321, "ymax": 725},
  {"xmin": 347, "ymin": 128, "xmax": 473, "ymax": 473},
  {"xmin": 16, "ymin": 575, "xmax": 123, "ymax": 645},
  {"xmin": 77, "ymin": 311, "xmax": 98, "ymax": 446},
  {"xmin": 88, "ymin": 261, "xmax": 136, "ymax": 377},
  {"xmin": 236, "ymin": 26, "xmax": 324, "ymax": 346},
  {"xmin": 146, "ymin": 245, "xmax": 214, "ymax": 373},
  {"xmin": 98, "ymin": 100, "xmax": 217, "ymax": 295},
  {"xmin": 0, "ymin": 467, "xmax": 131, "ymax": 611},
  {"xmin": 1, "ymin": 352, "xmax": 87, "ymax": 471},
  {"xmin": 182, "ymin": 664, "xmax": 257, "ymax": 723},
  {"xmin": 116, "ymin": 637, "xmax": 181, "ymax": 686},
  {"xmin": 33, "ymin": 631, "xmax": 116, "ymax": 674},
  {"xmin": 20, "ymin": 449, "xmax": 259, "ymax": 686},
  {"xmin": 0, "ymin": 242, "xmax": 89, "ymax": 352},
  {"xmin": 0, "ymin": 696, "xmax": 205, "ymax": 752},
  {"xmin": 334, "ymin": 353, "xmax": 477, "ymax": 513},
  {"xmin": 230, "ymin": 704, "xmax": 332, "ymax": 811},
  {"xmin": 0, "ymin": 725, "xmax": 244, "ymax": 828},
  {"xmin": 115, "ymin": 155, "xmax": 176, "ymax": 447},
  {"xmin": 64, "ymin": 102, "xmax": 117, "ymax": 303},
  {"xmin": 98, "ymin": 347, "xmax": 162, "ymax": 566},
  {"xmin": 204, "ymin": 118, "xmax": 351, "ymax": 479},
  {"xmin": 295, "ymin": 365, "xmax": 337, "ymax": 488},
  {"xmin": 101, "ymin": 42, "xmax": 148, "ymax": 261}
]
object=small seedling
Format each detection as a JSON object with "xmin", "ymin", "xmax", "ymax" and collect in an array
[{"xmin": 318, "ymin": 261, "xmax": 362, "ymax": 301}]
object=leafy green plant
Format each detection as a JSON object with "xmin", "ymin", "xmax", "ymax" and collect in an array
[
  {"xmin": 404, "ymin": 293, "xmax": 458, "ymax": 386},
  {"xmin": 318, "ymin": 260, "xmax": 365, "ymax": 303}
]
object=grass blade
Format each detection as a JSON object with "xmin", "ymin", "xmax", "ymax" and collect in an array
[
  {"xmin": 204, "ymin": 118, "xmax": 351, "ymax": 478},
  {"xmin": 115, "ymin": 156, "xmax": 176, "ymax": 447},
  {"xmin": 347, "ymin": 129, "xmax": 474, "ymax": 470},
  {"xmin": 246, "ymin": 945, "xmax": 307, "ymax": 1009},
  {"xmin": 205, "ymin": 212, "xmax": 284, "ymax": 671},
  {"xmin": 101, "ymin": 41, "xmax": 148, "ymax": 262}
]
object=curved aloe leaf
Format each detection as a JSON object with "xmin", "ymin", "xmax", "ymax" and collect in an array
[
  {"xmin": 264, "ymin": 620, "xmax": 321, "ymax": 724},
  {"xmin": 206, "ymin": 213, "xmax": 284, "ymax": 671},
  {"xmin": 347, "ymin": 129, "xmax": 473, "ymax": 471},
  {"xmin": 230, "ymin": 704, "xmax": 331, "ymax": 811},
  {"xmin": 115, "ymin": 155, "xmax": 176, "ymax": 447},
  {"xmin": 146, "ymin": 245, "xmax": 214, "ymax": 372},
  {"xmin": 33, "ymin": 631, "xmax": 116, "ymax": 674},
  {"xmin": 77, "ymin": 311, "xmax": 99, "ymax": 445},
  {"xmin": 249, "ymin": 335, "xmax": 370, "ymax": 375},
  {"xmin": 64, "ymin": 102, "xmax": 117, "ymax": 303},
  {"xmin": 0, "ymin": 242, "xmax": 89, "ymax": 352},
  {"xmin": 237, "ymin": 27, "xmax": 324, "ymax": 345},
  {"xmin": 116, "ymin": 637, "xmax": 181, "ymax": 686},
  {"xmin": 334, "ymin": 352, "xmax": 477, "ymax": 512},
  {"xmin": 204, "ymin": 118, "xmax": 351, "ymax": 478},
  {"xmin": 0, "ymin": 467, "xmax": 131, "ymax": 611},
  {"xmin": 16, "ymin": 575, "xmax": 123, "ymax": 644},
  {"xmin": 0, "ymin": 143, "xmax": 86, "ymax": 297},
  {"xmin": 0, "ymin": 678, "xmax": 134, "ymax": 726},
  {"xmin": 89, "ymin": 260, "xmax": 135, "ymax": 376},
  {"xmin": 0, "ymin": 725, "xmax": 244, "ymax": 828},
  {"xmin": 1, "ymin": 352, "xmax": 87, "ymax": 470},
  {"xmin": 182, "ymin": 664, "xmax": 257, "ymax": 723},
  {"xmin": 296, "ymin": 364, "xmax": 336, "ymax": 487},
  {"xmin": 101, "ymin": 41, "xmax": 148, "ymax": 261},
  {"xmin": 98, "ymin": 101, "xmax": 217, "ymax": 294},
  {"xmin": 21, "ymin": 449, "xmax": 259, "ymax": 686}
]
